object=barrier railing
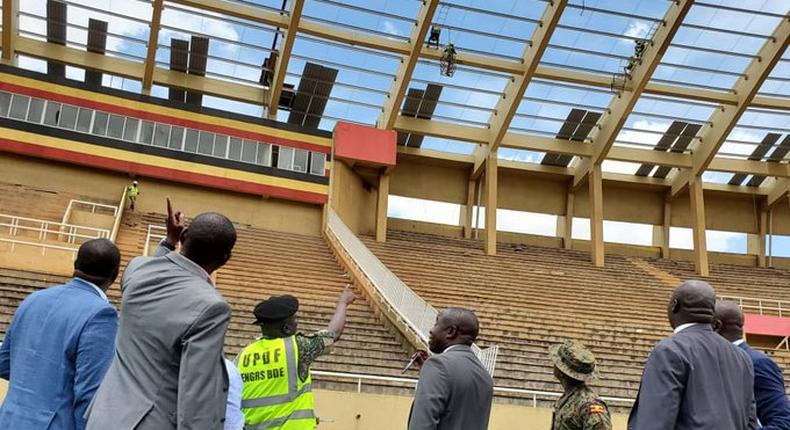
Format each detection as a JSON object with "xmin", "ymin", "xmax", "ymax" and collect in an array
[
  {"xmin": 1, "ymin": 213, "xmax": 110, "ymax": 244},
  {"xmin": 326, "ymin": 208, "xmax": 498, "ymax": 376},
  {"xmin": 310, "ymin": 370, "xmax": 634, "ymax": 408},
  {"xmin": 720, "ymin": 295, "xmax": 789, "ymax": 318},
  {"xmin": 66, "ymin": 199, "xmax": 119, "ymax": 217},
  {"xmin": 0, "ymin": 237, "xmax": 79, "ymax": 259},
  {"xmin": 110, "ymin": 188, "xmax": 127, "ymax": 242},
  {"xmin": 143, "ymin": 225, "xmax": 167, "ymax": 257}
]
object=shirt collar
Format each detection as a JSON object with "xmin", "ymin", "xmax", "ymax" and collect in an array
[
  {"xmin": 74, "ymin": 277, "xmax": 108, "ymax": 302},
  {"xmin": 673, "ymin": 322, "xmax": 701, "ymax": 334},
  {"xmin": 166, "ymin": 252, "xmax": 213, "ymax": 286},
  {"xmin": 733, "ymin": 339, "xmax": 745, "ymax": 346}
]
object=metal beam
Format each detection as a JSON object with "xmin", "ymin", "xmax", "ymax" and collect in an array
[
  {"xmin": 573, "ymin": 0, "xmax": 693, "ymax": 189},
  {"xmin": 162, "ymin": 0, "xmax": 790, "ymax": 111},
  {"xmin": 142, "ymin": 0, "xmax": 164, "ymax": 92},
  {"xmin": 486, "ymin": 0, "xmax": 567, "ymax": 153},
  {"xmin": 378, "ymin": 0, "xmax": 439, "ymax": 129},
  {"xmin": 267, "ymin": 0, "xmax": 304, "ymax": 120},
  {"xmin": 671, "ymin": 18, "xmax": 790, "ymax": 197},
  {"xmin": 766, "ymin": 178, "xmax": 790, "ymax": 208},
  {"xmin": 1, "ymin": 0, "xmax": 19, "ymax": 64}
]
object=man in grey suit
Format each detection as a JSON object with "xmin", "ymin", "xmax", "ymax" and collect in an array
[
  {"xmin": 408, "ymin": 308, "xmax": 493, "ymax": 430},
  {"xmin": 87, "ymin": 199, "xmax": 237, "ymax": 430},
  {"xmin": 628, "ymin": 280, "xmax": 758, "ymax": 430}
]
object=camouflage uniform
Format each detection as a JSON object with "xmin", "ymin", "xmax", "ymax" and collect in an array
[
  {"xmin": 551, "ymin": 385, "xmax": 611, "ymax": 430},
  {"xmin": 549, "ymin": 340, "xmax": 611, "ymax": 430},
  {"xmin": 294, "ymin": 329, "xmax": 335, "ymax": 381}
]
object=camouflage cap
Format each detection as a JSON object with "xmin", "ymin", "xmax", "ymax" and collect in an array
[{"xmin": 549, "ymin": 340, "xmax": 598, "ymax": 382}]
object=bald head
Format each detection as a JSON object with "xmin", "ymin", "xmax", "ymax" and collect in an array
[
  {"xmin": 428, "ymin": 307, "xmax": 480, "ymax": 353},
  {"xmin": 180, "ymin": 212, "xmax": 236, "ymax": 273},
  {"xmin": 713, "ymin": 300, "xmax": 744, "ymax": 343},
  {"xmin": 667, "ymin": 280, "xmax": 717, "ymax": 328},
  {"xmin": 73, "ymin": 238, "xmax": 121, "ymax": 289}
]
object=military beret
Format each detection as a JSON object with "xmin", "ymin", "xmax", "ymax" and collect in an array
[{"xmin": 252, "ymin": 295, "xmax": 299, "ymax": 324}]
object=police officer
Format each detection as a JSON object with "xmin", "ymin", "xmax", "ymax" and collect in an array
[
  {"xmin": 236, "ymin": 287, "xmax": 355, "ymax": 429},
  {"xmin": 550, "ymin": 340, "xmax": 611, "ymax": 430}
]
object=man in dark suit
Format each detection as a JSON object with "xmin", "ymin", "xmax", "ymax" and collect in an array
[
  {"xmin": 408, "ymin": 308, "xmax": 493, "ymax": 430},
  {"xmin": 628, "ymin": 280, "xmax": 758, "ymax": 430},
  {"xmin": 714, "ymin": 300, "xmax": 790, "ymax": 430},
  {"xmin": 0, "ymin": 238, "xmax": 121, "ymax": 430}
]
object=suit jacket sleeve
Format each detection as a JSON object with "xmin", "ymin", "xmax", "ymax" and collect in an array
[
  {"xmin": 754, "ymin": 356, "xmax": 788, "ymax": 428},
  {"xmin": 408, "ymin": 358, "xmax": 450, "ymax": 430},
  {"xmin": 73, "ymin": 306, "xmax": 118, "ymax": 428},
  {"xmin": 177, "ymin": 300, "xmax": 231, "ymax": 430},
  {"xmin": 629, "ymin": 342, "xmax": 686, "ymax": 430},
  {"xmin": 0, "ymin": 315, "xmax": 13, "ymax": 379}
]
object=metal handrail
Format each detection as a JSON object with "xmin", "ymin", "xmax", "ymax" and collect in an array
[
  {"xmin": 310, "ymin": 370, "xmax": 634, "ymax": 407},
  {"xmin": 325, "ymin": 209, "xmax": 498, "ymax": 376},
  {"xmin": 0, "ymin": 214, "xmax": 110, "ymax": 244},
  {"xmin": 0, "ymin": 237, "xmax": 79, "ymax": 259},
  {"xmin": 720, "ymin": 295, "xmax": 789, "ymax": 318},
  {"xmin": 66, "ymin": 199, "xmax": 119, "ymax": 216},
  {"xmin": 143, "ymin": 225, "xmax": 167, "ymax": 257},
  {"xmin": 110, "ymin": 188, "xmax": 127, "ymax": 242}
]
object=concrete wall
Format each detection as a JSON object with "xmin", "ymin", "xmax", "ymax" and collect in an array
[
  {"xmin": 0, "ymin": 153, "xmax": 323, "ymax": 236},
  {"xmin": 329, "ymin": 160, "xmax": 377, "ymax": 235}
]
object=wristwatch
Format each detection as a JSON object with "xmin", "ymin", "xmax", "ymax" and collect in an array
[{"xmin": 159, "ymin": 239, "xmax": 176, "ymax": 251}]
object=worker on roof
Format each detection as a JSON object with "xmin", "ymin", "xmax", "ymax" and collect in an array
[
  {"xmin": 126, "ymin": 180, "xmax": 140, "ymax": 211},
  {"xmin": 550, "ymin": 340, "xmax": 611, "ymax": 430},
  {"xmin": 237, "ymin": 288, "xmax": 356, "ymax": 429}
]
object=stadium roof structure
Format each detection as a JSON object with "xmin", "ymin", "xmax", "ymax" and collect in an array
[{"xmin": 1, "ymin": 0, "xmax": 789, "ymax": 273}]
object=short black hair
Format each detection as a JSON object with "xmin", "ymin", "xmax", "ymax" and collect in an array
[
  {"xmin": 74, "ymin": 238, "xmax": 121, "ymax": 280},
  {"xmin": 182, "ymin": 212, "xmax": 237, "ymax": 267}
]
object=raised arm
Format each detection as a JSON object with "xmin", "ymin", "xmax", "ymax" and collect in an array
[
  {"xmin": 154, "ymin": 197, "xmax": 186, "ymax": 257},
  {"xmin": 327, "ymin": 286, "xmax": 356, "ymax": 341}
]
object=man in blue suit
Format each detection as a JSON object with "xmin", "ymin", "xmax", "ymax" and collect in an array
[
  {"xmin": 715, "ymin": 300, "xmax": 790, "ymax": 430},
  {"xmin": 0, "ymin": 238, "xmax": 121, "ymax": 430}
]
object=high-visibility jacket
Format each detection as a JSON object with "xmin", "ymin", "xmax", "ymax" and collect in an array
[
  {"xmin": 236, "ymin": 336, "xmax": 315, "ymax": 430},
  {"xmin": 127, "ymin": 185, "xmax": 139, "ymax": 198}
]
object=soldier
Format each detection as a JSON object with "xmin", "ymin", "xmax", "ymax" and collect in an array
[
  {"xmin": 550, "ymin": 340, "xmax": 611, "ymax": 430},
  {"xmin": 237, "ymin": 288, "xmax": 355, "ymax": 429}
]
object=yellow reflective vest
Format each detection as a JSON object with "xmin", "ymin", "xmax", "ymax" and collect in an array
[{"xmin": 236, "ymin": 336, "xmax": 315, "ymax": 430}]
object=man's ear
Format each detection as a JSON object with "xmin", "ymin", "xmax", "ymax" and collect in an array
[
  {"xmin": 180, "ymin": 227, "xmax": 188, "ymax": 245},
  {"xmin": 712, "ymin": 318, "xmax": 722, "ymax": 332},
  {"xmin": 670, "ymin": 298, "xmax": 679, "ymax": 314},
  {"xmin": 446, "ymin": 325, "xmax": 458, "ymax": 340}
]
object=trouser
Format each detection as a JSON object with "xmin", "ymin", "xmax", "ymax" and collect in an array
[{"xmin": 129, "ymin": 196, "xmax": 136, "ymax": 210}]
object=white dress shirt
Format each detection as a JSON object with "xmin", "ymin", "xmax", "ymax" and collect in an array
[
  {"xmin": 732, "ymin": 339, "xmax": 745, "ymax": 346},
  {"xmin": 223, "ymin": 359, "xmax": 244, "ymax": 430},
  {"xmin": 673, "ymin": 322, "xmax": 701, "ymax": 334}
]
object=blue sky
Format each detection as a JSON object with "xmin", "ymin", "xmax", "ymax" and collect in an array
[{"xmin": 12, "ymin": 0, "xmax": 790, "ymax": 255}]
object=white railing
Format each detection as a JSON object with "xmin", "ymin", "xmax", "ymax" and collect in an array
[
  {"xmin": 0, "ymin": 237, "xmax": 79, "ymax": 259},
  {"xmin": 65, "ymin": 199, "xmax": 119, "ymax": 217},
  {"xmin": 326, "ymin": 209, "xmax": 498, "ymax": 376},
  {"xmin": 720, "ymin": 295, "xmax": 789, "ymax": 318},
  {"xmin": 110, "ymin": 188, "xmax": 127, "ymax": 242},
  {"xmin": 0, "ymin": 213, "xmax": 110, "ymax": 244},
  {"xmin": 143, "ymin": 225, "xmax": 167, "ymax": 257},
  {"xmin": 310, "ymin": 370, "xmax": 634, "ymax": 408}
]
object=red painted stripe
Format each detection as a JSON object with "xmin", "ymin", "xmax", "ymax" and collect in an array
[
  {"xmin": 0, "ymin": 138, "xmax": 327, "ymax": 205},
  {"xmin": 0, "ymin": 81, "xmax": 330, "ymax": 154}
]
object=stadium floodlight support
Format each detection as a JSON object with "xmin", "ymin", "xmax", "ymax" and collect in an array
[
  {"xmin": 142, "ymin": 0, "xmax": 164, "ymax": 93},
  {"xmin": 267, "ymin": 0, "xmax": 304, "ymax": 120},
  {"xmin": 1, "ymin": 0, "xmax": 19, "ymax": 65},
  {"xmin": 572, "ymin": 0, "xmax": 693, "ymax": 191},
  {"xmin": 670, "ymin": 18, "xmax": 790, "ymax": 199},
  {"xmin": 471, "ymin": 0, "xmax": 567, "ymax": 181},
  {"xmin": 377, "ymin": 0, "xmax": 439, "ymax": 130}
]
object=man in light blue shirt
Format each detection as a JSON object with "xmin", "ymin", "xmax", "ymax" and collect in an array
[{"xmin": 224, "ymin": 358, "xmax": 244, "ymax": 430}]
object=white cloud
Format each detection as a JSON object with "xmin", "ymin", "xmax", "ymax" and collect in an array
[
  {"xmin": 602, "ymin": 160, "xmax": 641, "ymax": 174},
  {"xmin": 572, "ymin": 218, "xmax": 653, "ymax": 246},
  {"xmin": 670, "ymin": 227, "xmax": 747, "ymax": 253},
  {"xmin": 624, "ymin": 21, "xmax": 651, "ymax": 39},
  {"xmin": 388, "ymin": 195, "xmax": 460, "ymax": 225},
  {"xmin": 381, "ymin": 20, "xmax": 400, "ymax": 36}
]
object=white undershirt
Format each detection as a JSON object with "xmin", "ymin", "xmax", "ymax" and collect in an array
[
  {"xmin": 732, "ymin": 339, "xmax": 745, "ymax": 346},
  {"xmin": 673, "ymin": 322, "xmax": 701, "ymax": 334}
]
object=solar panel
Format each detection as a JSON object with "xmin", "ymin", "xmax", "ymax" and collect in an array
[
  {"xmin": 168, "ymin": 39, "xmax": 189, "ymax": 103},
  {"xmin": 653, "ymin": 123, "xmax": 702, "ymax": 178},
  {"xmin": 85, "ymin": 19, "xmax": 108, "ymax": 87},
  {"xmin": 186, "ymin": 36, "xmax": 210, "ymax": 106},
  {"xmin": 635, "ymin": 121, "xmax": 687, "ymax": 177},
  {"xmin": 46, "ymin": 0, "xmax": 67, "ymax": 79},
  {"xmin": 397, "ymin": 84, "xmax": 443, "ymax": 147},
  {"xmin": 287, "ymin": 63, "xmax": 338, "ymax": 128},
  {"xmin": 747, "ymin": 135, "xmax": 790, "ymax": 187},
  {"xmin": 542, "ymin": 109, "xmax": 586, "ymax": 166},
  {"xmin": 548, "ymin": 110, "xmax": 601, "ymax": 167},
  {"xmin": 728, "ymin": 133, "xmax": 781, "ymax": 186}
]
